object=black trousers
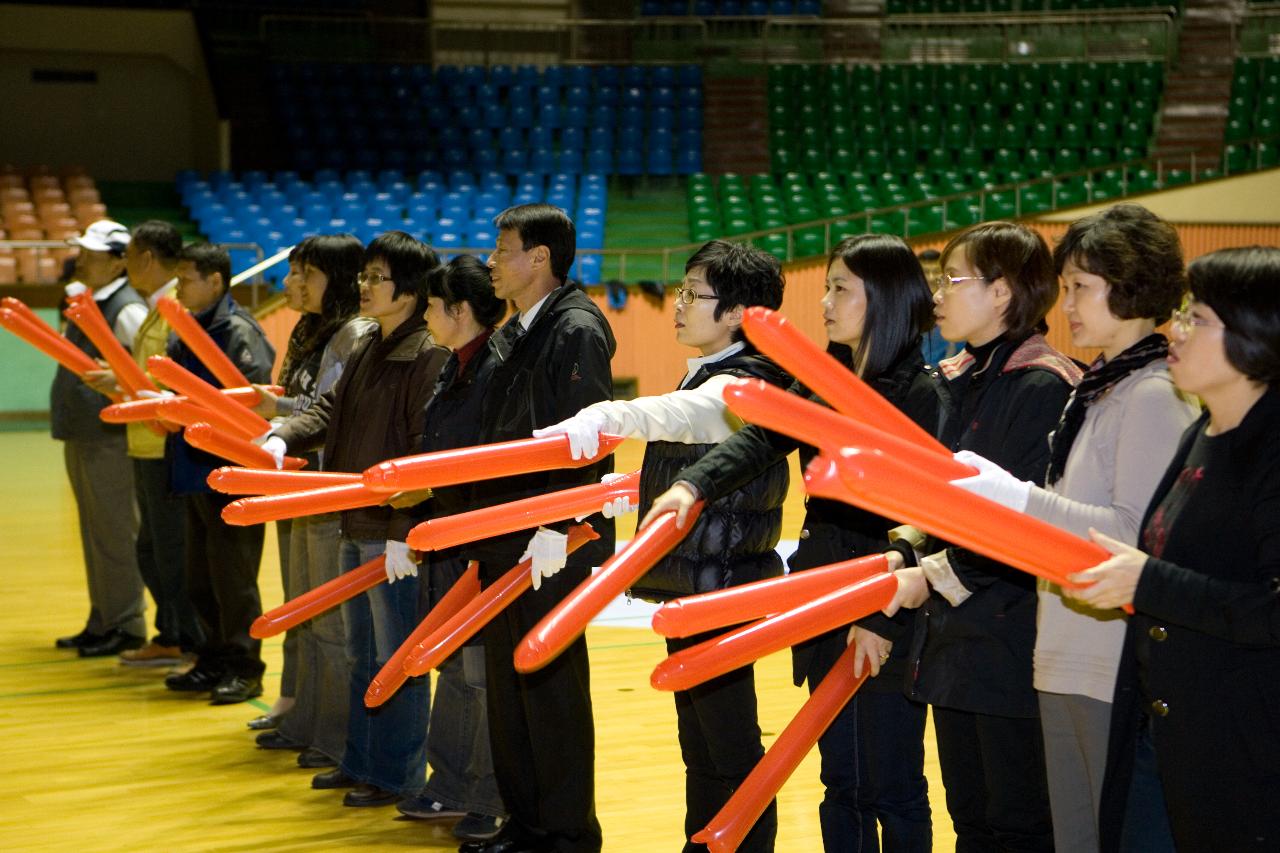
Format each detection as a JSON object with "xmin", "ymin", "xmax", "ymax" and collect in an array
[
  {"xmin": 482, "ymin": 560, "xmax": 602, "ymax": 853},
  {"xmin": 667, "ymin": 631, "xmax": 776, "ymax": 853},
  {"xmin": 184, "ymin": 491, "xmax": 265, "ymax": 679},
  {"xmin": 133, "ymin": 458, "xmax": 201, "ymax": 650},
  {"xmin": 932, "ymin": 706, "xmax": 1053, "ymax": 853}
]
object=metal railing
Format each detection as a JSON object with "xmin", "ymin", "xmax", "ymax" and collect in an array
[
  {"xmin": 763, "ymin": 9, "xmax": 1178, "ymax": 63},
  {"xmin": 259, "ymin": 10, "xmax": 1176, "ymax": 67}
]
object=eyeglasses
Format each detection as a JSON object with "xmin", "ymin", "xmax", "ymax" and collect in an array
[
  {"xmin": 676, "ymin": 287, "xmax": 719, "ymax": 305},
  {"xmin": 933, "ymin": 273, "xmax": 988, "ymax": 294},
  {"xmin": 357, "ymin": 271, "xmax": 393, "ymax": 286},
  {"xmin": 1171, "ymin": 306, "xmax": 1225, "ymax": 335}
]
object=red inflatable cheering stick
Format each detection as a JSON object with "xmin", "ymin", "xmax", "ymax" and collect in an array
[
  {"xmin": 63, "ymin": 299, "xmax": 158, "ymax": 397},
  {"xmin": 251, "ymin": 555, "xmax": 387, "ymax": 639},
  {"xmin": 364, "ymin": 562, "xmax": 482, "ymax": 708},
  {"xmin": 207, "ymin": 467, "xmax": 362, "ymax": 495},
  {"xmin": 186, "ymin": 423, "xmax": 308, "ymax": 472},
  {"xmin": 402, "ymin": 524, "xmax": 600, "ymax": 678},
  {"xmin": 740, "ymin": 306, "xmax": 945, "ymax": 453},
  {"xmin": 147, "ymin": 356, "xmax": 271, "ymax": 439},
  {"xmin": 692, "ymin": 642, "xmax": 869, "ymax": 853},
  {"xmin": 363, "ymin": 433, "xmax": 626, "ymax": 494},
  {"xmin": 650, "ymin": 571, "xmax": 898, "ymax": 693},
  {"xmin": 100, "ymin": 386, "xmax": 281, "ymax": 424},
  {"xmin": 651, "ymin": 553, "xmax": 888, "ymax": 639},
  {"xmin": 0, "ymin": 305, "xmax": 107, "ymax": 382},
  {"xmin": 805, "ymin": 449, "xmax": 1105, "ymax": 592},
  {"xmin": 156, "ymin": 296, "xmax": 252, "ymax": 388},
  {"xmin": 513, "ymin": 502, "xmax": 704, "ymax": 673},
  {"xmin": 722, "ymin": 379, "xmax": 975, "ymax": 479},
  {"xmin": 407, "ymin": 470, "xmax": 640, "ymax": 552}
]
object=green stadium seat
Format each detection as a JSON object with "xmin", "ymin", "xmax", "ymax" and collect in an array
[
  {"xmin": 1224, "ymin": 144, "xmax": 1251, "ymax": 173},
  {"xmin": 1163, "ymin": 168, "xmax": 1190, "ymax": 187},
  {"xmin": 1127, "ymin": 167, "xmax": 1157, "ymax": 193},
  {"xmin": 794, "ymin": 227, "xmax": 826, "ymax": 258},
  {"xmin": 1258, "ymin": 141, "xmax": 1279, "ymax": 168},
  {"xmin": 756, "ymin": 233, "xmax": 789, "ymax": 261},
  {"xmin": 1085, "ymin": 145, "xmax": 1114, "ymax": 167}
]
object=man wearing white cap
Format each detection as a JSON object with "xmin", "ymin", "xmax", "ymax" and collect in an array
[{"xmin": 51, "ymin": 219, "xmax": 149, "ymax": 657}]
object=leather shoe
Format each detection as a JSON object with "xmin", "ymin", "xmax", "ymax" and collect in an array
[
  {"xmin": 255, "ymin": 730, "xmax": 300, "ymax": 750},
  {"xmin": 457, "ymin": 825, "xmax": 549, "ymax": 853},
  {"xmin": 246, "ymin": 713, "xmax": 281, "ymax": 731},
  {"xmin": 343, "ymin": 783, "xmax": 400, "ymax": 807},
  {"xmin": 297, "ymin": 748, "xmax": 337, "ymax": 769},
  {"xmin": 78, "ymin": 629, "xmax": 145, "ymax": 658},
  {"xmin": 210, "ymin": 674, "xmax": 263, "ymax": 705},
  {"xmin": 165, "ymin": 666, "xmax": 223, "ymax": 692},
  {"xmin": 55, "ymin": 628, "xmax": 102, "ymax": 649},
  {"xmin": 312, "ymin": 768, "xmax": 357, "ymax": 790}
]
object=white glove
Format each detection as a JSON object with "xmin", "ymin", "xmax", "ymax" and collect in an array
[
  {"xmin": 136, "ymin": 389, "xmax": 175, "ymax": 400},
  {"xmin": 384, "ymin": 540, "xmax": 419, "ymax": 584},
  {"xmin": 532, "ymin": 408, "xmax": 611, "ymax": 461},
  {"xmin": 601, "ymin": 472, "xmax": 638, "ymax": 518},
  {"xmin": 521, "ymin": 526, "xmax": 568, "ymax": 591},
  {"xmin": 258, "ymin": 435, "xmax": 288, "ymax": 470},
  {"xmin": 950, "ymin": 450, "xmax": 1032, "ymax": 513}
]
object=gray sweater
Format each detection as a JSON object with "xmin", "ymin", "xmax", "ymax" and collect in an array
[{"xmin": 1027, "ymin": 361, "xmax": 1198, "ymax": 701}]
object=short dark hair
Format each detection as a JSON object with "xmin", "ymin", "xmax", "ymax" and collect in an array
[
  {"xmin": 302, "ymin": 234, "xmax": 363, "ymax": 321},
  {"xmin": 1188, "ymin": 246, "xmax": 1280, "ymax": 387},
  {"xmin": 830, "ymin": 234, "xmax": 935, "ymax": 379},
  {"xmin": 494, "ymin": 203, "xmax": 576, "ymax": 284},
  {"xmin": 365, "ymin": 231, "xmax": 439, "ymax": 312},
  {"xmin": 684, "ymin": 240, "xmax": 785, "ymax": 343},
  {"xmin": 130, "ymin": 220, "xmax": 182, "ymax": 264},
  {"xmin": 941, "ymin": 222, "xmax": 1058, "ymax": 339},
  {"xmin": 1053, "ymin": 203, "xmax": 1186, "ymax": 324},
  {"xmin": 427, "ymin": 254, "xmax": 506, "ymax": 328},
  {"xmin": 179, "ymin": 242, "xmax": 232, "ymax": 294}
]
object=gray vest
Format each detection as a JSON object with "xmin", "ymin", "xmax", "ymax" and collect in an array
[{"xmin": 50, "ymin": 280, "xmax": 146, "ymax": 441}]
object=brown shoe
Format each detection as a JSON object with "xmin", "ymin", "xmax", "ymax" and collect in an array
[{"xmin": 120, "ymin": 641, "xmax": 184, "ymax": 667}]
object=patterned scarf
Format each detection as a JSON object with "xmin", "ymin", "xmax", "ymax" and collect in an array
[{"xmin": 1046, "ymin": 332, "xmax": 1169, "ymax": 486}]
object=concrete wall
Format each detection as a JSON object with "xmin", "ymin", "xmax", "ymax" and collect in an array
[{"xmin": 0, "ymin": 4, "xmax": 219, "ymax": 181}]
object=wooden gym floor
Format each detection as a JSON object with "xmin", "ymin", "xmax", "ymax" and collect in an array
[{"xmin": 0, "ymin": 431, "xmax": 954, "ymax": 851}]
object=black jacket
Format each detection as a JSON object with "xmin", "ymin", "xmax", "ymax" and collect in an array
[
  {"xmin": 165, "ymin": 293, "xmax": 275, "ymax": 495},
  {"xmin": 414, "ymin": 332, "xmax": 499, "ymax": 555},
  {"xmin": 678, "ymin": 344, "xmax": 939, "ymax": 690},
  {"xmin": 467, "ymin": 284, "xmax": 617, "ymax": 574},
  {"xmin": 630, "ymin": 347, "xmax": 791, "ymax": 603},
  {"xmin": 904, "ymin": 333, "xmax": 1079, "ymax": 717},
  {"xmin": 274, "ymin": 315, "xmax": 449, "ymax": 540},
  {"xmin": 1098, "ymin": 388, "xmax": 1280, "ymax": 852}
]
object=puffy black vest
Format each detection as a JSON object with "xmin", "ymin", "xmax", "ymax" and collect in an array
[
  {"xmin": 631, "ymin": 349, "xmax": 791, "ymax": 603},
  {"xmin": 50, "ymin": 279, "xmax": 146, "ymax": 441}
]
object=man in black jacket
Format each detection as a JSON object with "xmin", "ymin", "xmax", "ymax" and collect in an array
[
  {"xmin": 462, "ymin": 204, "xmax": 615, "ymax": 853},
  {"xmin": 161, "ymin": 243, "xmax": 276, "ymax": 705}
]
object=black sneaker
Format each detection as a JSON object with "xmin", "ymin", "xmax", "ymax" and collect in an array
[
  {"xmin": 453, "ymin": 813, "xmax": 507, "ymax": 841},
  {"xmin": 396, "ymin": 796, "xmax": 467, "ymax": 820}
]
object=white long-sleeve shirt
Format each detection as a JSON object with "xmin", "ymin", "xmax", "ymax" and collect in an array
[{"xmin": 580, "ymin": 341, "xmax": 749, "ymax": 445}]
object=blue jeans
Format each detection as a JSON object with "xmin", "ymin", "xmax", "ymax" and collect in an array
[
  {"xmin": 337, "ymin": 537, "xmax": 429, "ymax": 795},
  {"xmin": 807, "ymin": 633, "xmax": 931, "ymax": 853}
]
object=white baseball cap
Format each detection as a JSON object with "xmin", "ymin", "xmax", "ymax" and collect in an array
[{"xmin": 69, "ymin": 220, "xmax": 131, "ymax": 255}]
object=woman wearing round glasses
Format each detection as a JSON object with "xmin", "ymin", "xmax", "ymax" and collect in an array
[
  {"xmin": 645, "ymin": 234, "xmax": 939, "ymax": 852},
  {"xmin": 870, "ymin": 221, "xmax": 1082, "ymax": 852},
  {"xmin": 936, "ymin": 205, "xmax": 1197, "ymax": 852},
  {"xmin": 1057, "ymin": 246, "xmax": 1280, "ymax": 852}
]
